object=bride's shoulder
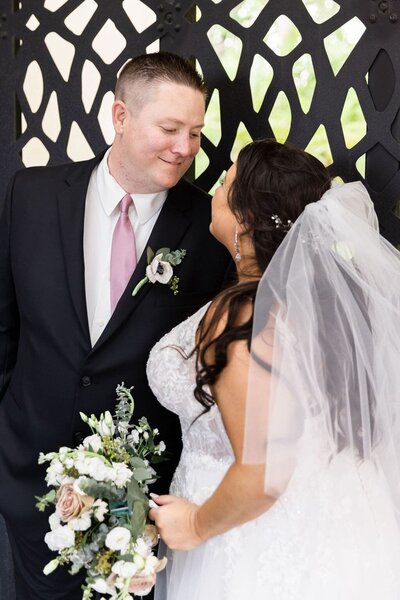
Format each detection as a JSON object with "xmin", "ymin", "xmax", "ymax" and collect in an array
[{"xmin": 200, "ymin": 288, "xmax": 253, "ymax": 345}]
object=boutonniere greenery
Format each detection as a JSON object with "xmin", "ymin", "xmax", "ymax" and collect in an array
[{"xmin": 132, "ymin": 247, "xmax": 186, "ymax": 297}]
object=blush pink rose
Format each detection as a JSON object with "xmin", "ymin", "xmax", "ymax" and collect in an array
[
  {"xmin": 128, "ymin": 557, "xmax": 168, "ymax": 596},
  {"xmin": 128, "ymin": 573, "xmax": 156, "ymax": 596},
  {"xmin": 56, "ymin": 484, "xmax": 94, "ymax": 522}
]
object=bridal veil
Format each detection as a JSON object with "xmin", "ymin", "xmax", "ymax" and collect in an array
[{"xmin": 244, "ymin": 181, "xmax": 400, "ymax": 525}]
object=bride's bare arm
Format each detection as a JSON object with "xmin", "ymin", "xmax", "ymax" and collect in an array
[{"xmin": 149, "ymin": 315, "xmax": 276, "ymax": 550}]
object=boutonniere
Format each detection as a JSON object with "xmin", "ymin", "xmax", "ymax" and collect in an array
[{"xmin": 132, "ymin": 246, "xmax": 187, "ymax": 297}]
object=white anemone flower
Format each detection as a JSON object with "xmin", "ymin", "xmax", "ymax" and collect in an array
[{"xmin": 146, "ymin": 254, "xmax": 173, "ymax": 284}]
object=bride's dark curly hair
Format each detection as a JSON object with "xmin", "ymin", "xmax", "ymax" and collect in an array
[{"xmin": 194, "ymin": 138, "xmax": 332, "ymax": 410}]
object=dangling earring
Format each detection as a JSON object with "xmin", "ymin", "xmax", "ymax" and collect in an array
[{"xmin": 234, "ymin": 230, "xmax": 241, "ymax": 262}]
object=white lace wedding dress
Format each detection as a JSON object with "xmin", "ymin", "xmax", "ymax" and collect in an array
[{"xmin": 147, "ymin": 303, "xmax": 400, "ymax": 600}]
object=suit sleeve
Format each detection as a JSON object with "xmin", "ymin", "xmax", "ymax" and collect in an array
[{"xmin": 0, "ymin": 174, "xmax": 20, "ymax": 401}]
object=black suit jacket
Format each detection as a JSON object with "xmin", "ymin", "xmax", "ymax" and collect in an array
[{"xmin": 0, "ymin": 154, "xmax": 232, "ymax": 576}]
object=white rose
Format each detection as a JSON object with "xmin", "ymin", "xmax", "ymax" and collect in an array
[
  {"xmin": 105, "ymin": 527, "xmax": 131, "ymax": 552},
  {"xmin": 44, "ymin": 525, "xmax": 75, "ymax": 551},
  {"xmin": 146, "ymin": 254, "xmax": 173, "ymax": 284},
  {"xmin": 112, "ymin": 462, "xmax": 133, "ymax": 488},
  {"xmin": 82, "ymin": 434, "xmax": 102, "ymax": 452},
  {"xmin": 112, "ymin": 560, "xmax": 138, "ymax": 578}
]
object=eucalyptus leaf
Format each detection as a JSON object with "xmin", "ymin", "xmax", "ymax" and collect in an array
[
  {"xmin": 147, "ymin": 246, "xmax": 154, "ymax": 263},
  {"xmin": 126, "ymin": 478, "xmax": 148, "ymax": 509},
  {"xmin": 155, "ymin": 247, "xmax": 170, "ymax": 258},
  {"xmin": 81, "ymin": 481, "xmax": 123, "ymax": 503},
  {"xmin": 129, "ymin": 457, "xmax": 148, "ymax": 469},
  {"xmin": 119, "ymin": 554, "xmax": 134, "ymax": 562},
  {"xmin": 130, "ymin": 500, "xmax": 147, "ymax": 542},
  {"xmin": 133, "ymin": 467, "xmax": 154, "ymax": 481}
]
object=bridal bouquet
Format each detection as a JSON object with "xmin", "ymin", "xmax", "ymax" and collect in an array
[{"xmin": 36, "ymin": 384, "xmax": 167, "ymax": 599}]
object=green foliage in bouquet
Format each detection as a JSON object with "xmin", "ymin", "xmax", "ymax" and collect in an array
[{"xmin": 36, "ymin": 384, "xmax": 167, "ymax": 599}]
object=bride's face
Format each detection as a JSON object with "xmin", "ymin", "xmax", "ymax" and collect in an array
[{"xmin": 210, "ymin": 164, "xmax": 239, "ymax": 254}]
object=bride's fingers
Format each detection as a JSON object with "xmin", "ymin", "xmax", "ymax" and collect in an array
[{"xmin": 149, "ymin": 492, "xmax": 175, "ymax": 505}]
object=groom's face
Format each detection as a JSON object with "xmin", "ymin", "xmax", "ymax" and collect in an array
[{"xmin": 112, "ymin": 81, "xmax": 205, "ymax": 194}]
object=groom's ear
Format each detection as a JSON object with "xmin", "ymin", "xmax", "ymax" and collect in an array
[{"xmin": 112, "ymin": 100, "xmax": 128, "ymax": 134}]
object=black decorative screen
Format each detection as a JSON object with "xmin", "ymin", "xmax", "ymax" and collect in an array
[{"xmin": 1, "ymin": 0, "xmax": 400, "ymax": 242}]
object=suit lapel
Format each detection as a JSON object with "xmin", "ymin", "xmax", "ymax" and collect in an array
[
  {"xmin": 57, "ymin": 155, "xmax": 104, "ymax": 342},
  {"xmin": 90, "ymin": 182, "xmax": 191, "ymax": 352}
]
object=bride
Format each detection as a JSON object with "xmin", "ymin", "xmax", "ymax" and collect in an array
[{"xmin": 147, "ymin": 138, "xmax": 400, "ymax": 599}]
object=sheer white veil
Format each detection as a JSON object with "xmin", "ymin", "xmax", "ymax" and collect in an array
[{"xmin": 243, "ymin": 181, "xmax": 400, "ymax": 519}]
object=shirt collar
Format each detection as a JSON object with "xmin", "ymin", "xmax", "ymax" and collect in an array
[{"xmin": 96, "ymin": 149, "xmax": 167, "ymax": 223}]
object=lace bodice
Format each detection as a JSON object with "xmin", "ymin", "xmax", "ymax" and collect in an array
[{"xmin": 147, "ymin": 303, "xmax": 234, "ymax": 503}]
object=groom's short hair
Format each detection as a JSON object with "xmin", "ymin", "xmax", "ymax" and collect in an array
[{"xmin": 115, "ymin": 52, "xmax": 207, "ymax": 111}]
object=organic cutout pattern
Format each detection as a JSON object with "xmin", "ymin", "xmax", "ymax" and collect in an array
[
  {"xmin": 305, "ymin": 125, "xmax": 333, "ymax": 166},
  {"xmin": 207, "ymin": 25, "xmax": 243, "ymax": 81},
  {"xmin": 340, "ymin": 87, "xmax": 366, "ymax": 149},
  {"xmin": 230, "ymin": 0, "xmax": 270, "ymax": 28},
  {"xmin": 92, "ymin": 19, "xmax": 127, "ymax": 65},
  {"xmin": 324, "ymin": 17, "xmax": 366, "ymax": 76},
  {"xmin": 302, "ymin": 0, "xmax": 340, "ymax": 24},
  {"xmin": 268, "ymin": 91, "xmax": 291, "ymax": 142},
  {"xmin": 23, "ymin": 61, "xmax": 43, "ymax": 113},
  {"xmin": 42, "ymin": 92, "xmax": 61, "ymax": 142},
  {"xmin": 263, "ymin": 15, "xmax": 302, "ymax": 57},
  {"xmin": 249, "ymin": 54, "xmax": 273, "ymax": 113},
  {"xmin": 292, "ymin": 53, "xmax": 315, "ymax": 114},
  {"xmin": 122, "ymin": 0, "xmax": 156, "ymax": 33}
]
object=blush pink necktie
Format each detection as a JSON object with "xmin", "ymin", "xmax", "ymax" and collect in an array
[{"xmin": 110, "ymin": 194, "xmax": 137, "ymax": 313}]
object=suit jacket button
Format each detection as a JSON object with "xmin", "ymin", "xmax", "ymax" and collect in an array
[
  {"xmin": 81, "ymin": 375, "xmax": 92, "ymax": 387},
  {"xmin": 73, "ymin": 431, "xmax": 85, "ymax": 444}
]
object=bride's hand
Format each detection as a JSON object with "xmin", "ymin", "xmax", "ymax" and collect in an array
[{"xmin": 148, "ymin": 493, "xmax": 204, "ymax": 550}]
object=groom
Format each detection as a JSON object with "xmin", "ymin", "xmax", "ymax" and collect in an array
[{"xmin": 0, "ymin": 52, "xmax": 232, "ymax": 599}]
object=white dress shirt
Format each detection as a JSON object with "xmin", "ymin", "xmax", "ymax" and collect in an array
[{"xmin": 84, "ymin": 149, "xmax": 167, "ymax": 346}]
